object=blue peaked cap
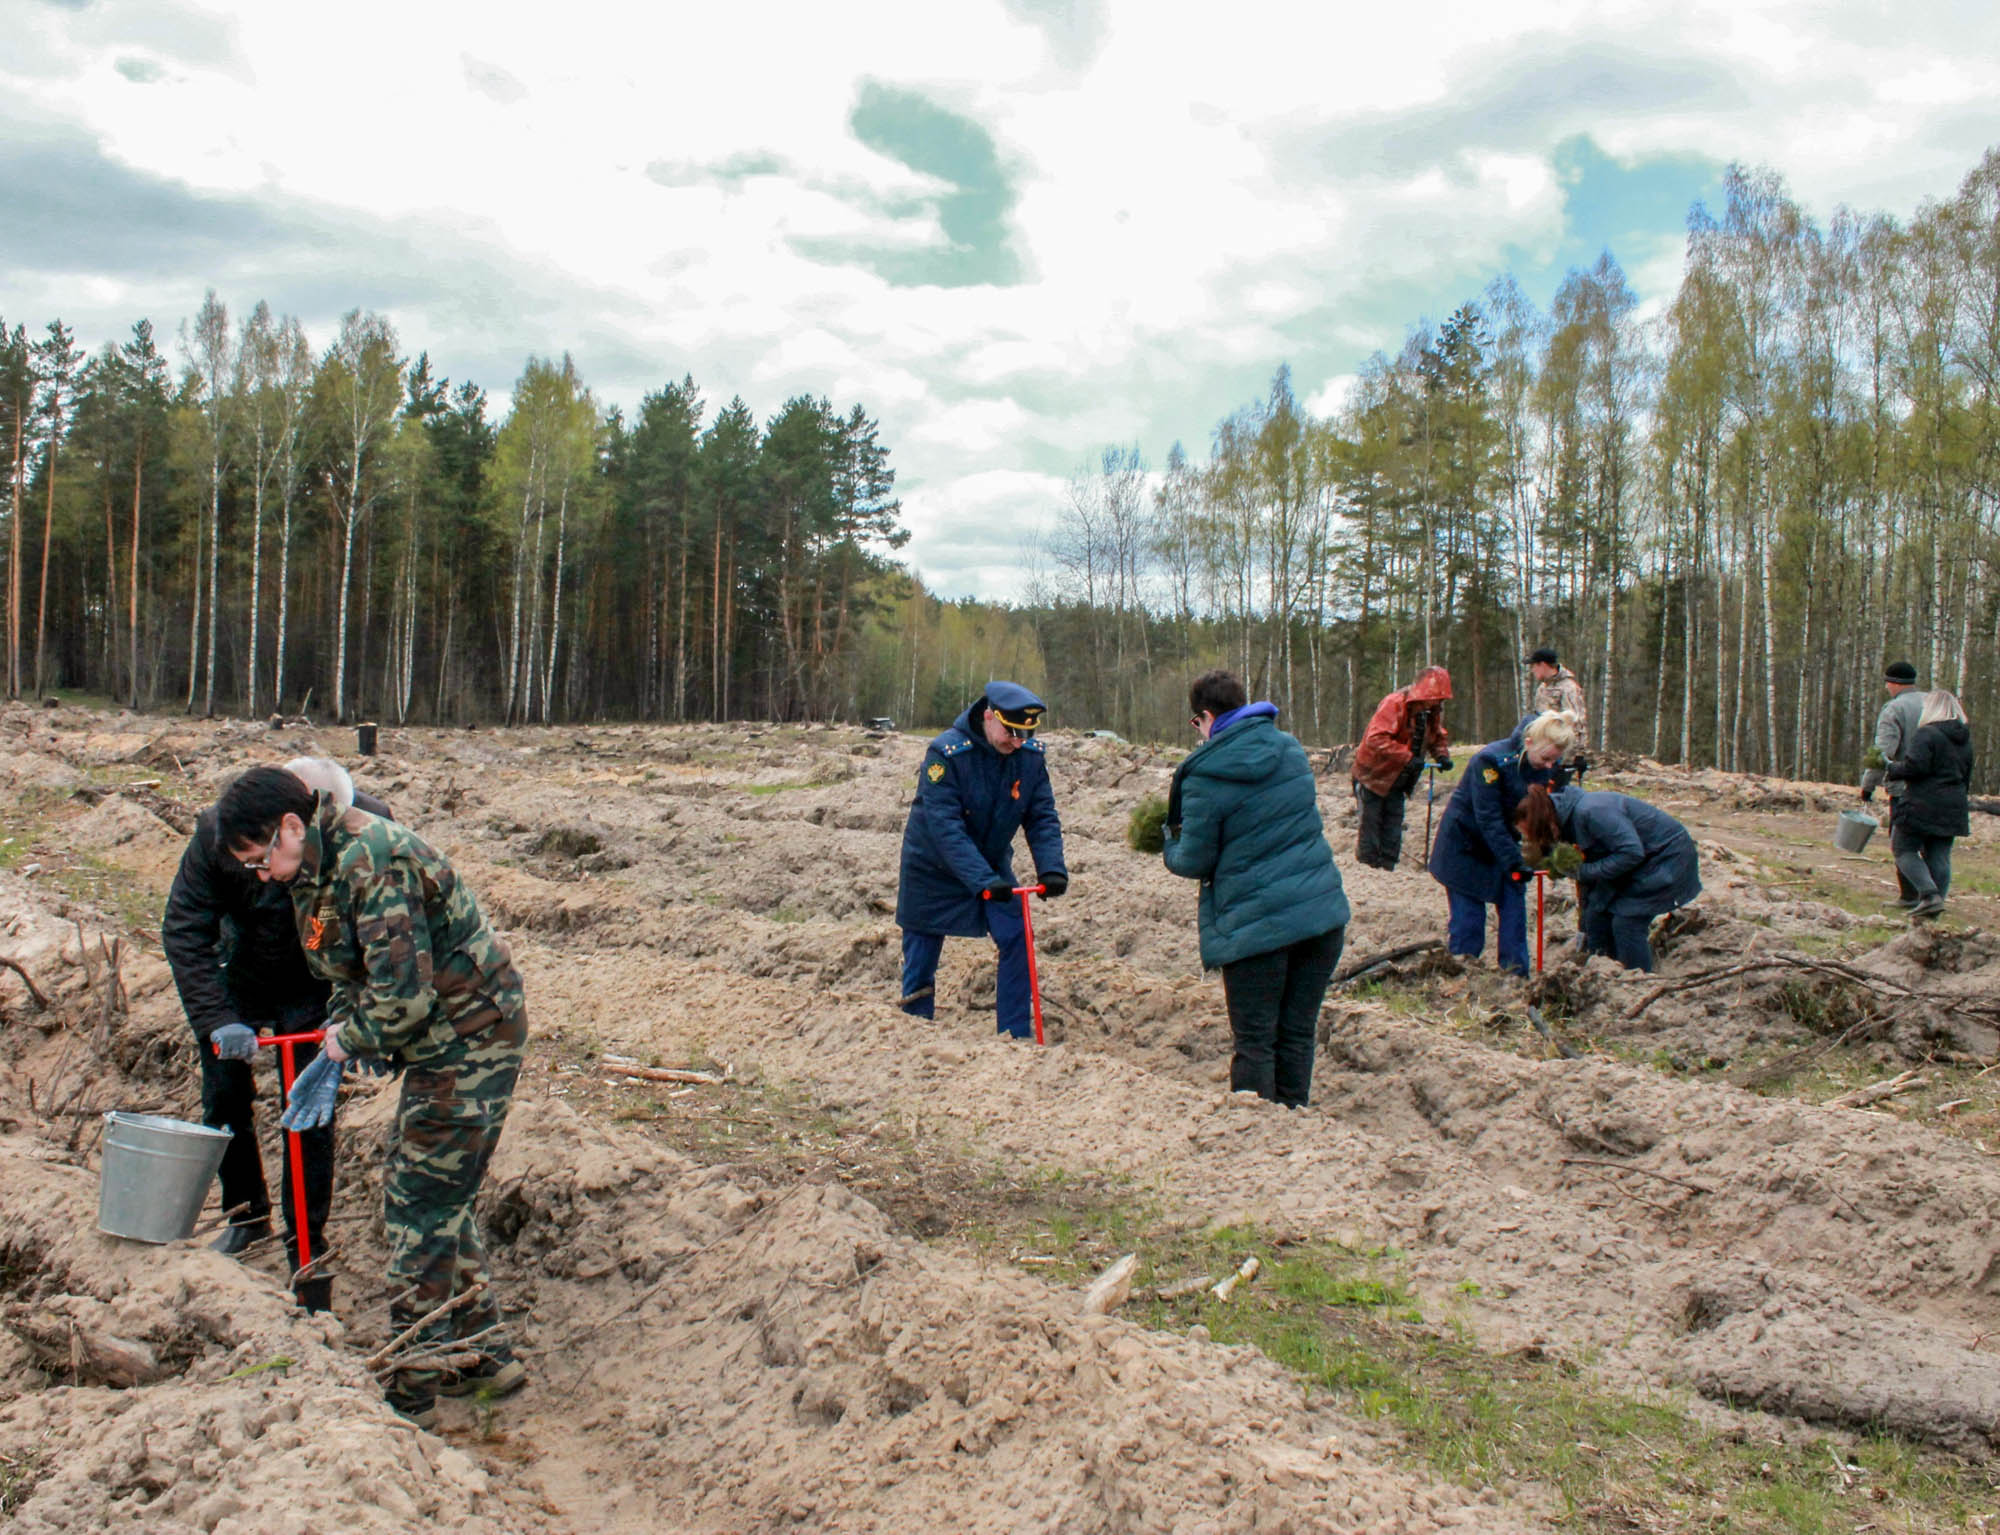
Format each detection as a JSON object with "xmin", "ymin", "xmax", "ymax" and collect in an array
[{"xmin": 983, "ymin": 680, "xmax": 1046, "ymax": 731}]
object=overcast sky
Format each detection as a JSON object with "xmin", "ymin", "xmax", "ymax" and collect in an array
[{"xmin": 4, "ymin": 0, "xmax": 1996, "ymax": 599}]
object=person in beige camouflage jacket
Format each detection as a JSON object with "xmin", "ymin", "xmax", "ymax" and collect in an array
[{"xmin": 1528, "ymin": 648, "xmax": 1589, "ymax": 754}]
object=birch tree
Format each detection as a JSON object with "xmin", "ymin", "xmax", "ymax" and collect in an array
[{"xmin": 316, "ymin": 309, "xmax": 403, "ymax": 722}]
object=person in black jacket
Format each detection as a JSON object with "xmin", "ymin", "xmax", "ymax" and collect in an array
[
  {"xmin": 162, "ymin": 757, "xmax": 389, "ymax": 1304},
  {"xmin": 1885, "ymin": 691, "xmax": 1975, "ymax": 920}
]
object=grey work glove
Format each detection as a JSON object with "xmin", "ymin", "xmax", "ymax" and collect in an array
[
  {"xmin": 279, "ymin": 1053, "xmax": 345, "ymax": 1131},
  {"xmin": 211, "ymin": 1023, "xmax": 259, "ymax": 1061}
]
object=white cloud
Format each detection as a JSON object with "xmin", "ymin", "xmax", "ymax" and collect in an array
[{"xmin": 7, "ymin": 0, "xmax": 1998, "ymax": 602}]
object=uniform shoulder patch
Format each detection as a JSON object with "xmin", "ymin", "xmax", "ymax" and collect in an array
[
  {"xmin": 1020, "ymin": 737, "xmax": 1045, "ymax": 752},
  {"xmin": 1482, "ymin": 766, "xmax": 1500, "ymax": 785},
  {"xmin": 927, "ymin": 762, "xmax": 945, "ymax": 783}
]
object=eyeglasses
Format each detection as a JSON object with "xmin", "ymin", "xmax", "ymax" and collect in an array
[{"xmin": 236, "ymin": 839, "xmax": 277, "ymax": 873}]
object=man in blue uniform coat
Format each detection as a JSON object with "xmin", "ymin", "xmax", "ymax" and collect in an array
[{"xmin": 897, "ymin": 681, "xmax": 1069, "ymax": 1039}]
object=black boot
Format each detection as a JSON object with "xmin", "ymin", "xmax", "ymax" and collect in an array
[{"xmin": 210, "ymin": 1217, "xmax": 271, "ymax": 1257}]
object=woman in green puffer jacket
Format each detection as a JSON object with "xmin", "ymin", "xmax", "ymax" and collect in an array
[{"xmin": 1163, "ymin": 669, "xmax": 1350, "ymax": 1106}]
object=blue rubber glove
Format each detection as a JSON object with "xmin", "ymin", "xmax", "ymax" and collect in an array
[
  {"xmin": 279, "ymin": 1053, "xmax": 346, "ymax": 1131},
  {"xmin": 211, "ymin": 1023, "xmax": 259, "ymax": 1061}
]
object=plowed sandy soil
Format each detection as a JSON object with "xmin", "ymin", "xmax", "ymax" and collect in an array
[{"xmin": 2, "ymin": 702, "xmax": 1997, "ymax": 1533}]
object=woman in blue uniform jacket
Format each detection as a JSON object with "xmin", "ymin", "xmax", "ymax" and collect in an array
[
  {"xmin": 1427, "ymin": 711, "xmax": 1574, "ymax": 975},
  {"xmin": 1514, "ymin": 783, "xmax": 1701, "ymax": 972}
]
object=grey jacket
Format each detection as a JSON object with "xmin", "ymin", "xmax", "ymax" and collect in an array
[{"xmin": 1873, "ymin": 689, "xmax": 1927, "ymax": 796}]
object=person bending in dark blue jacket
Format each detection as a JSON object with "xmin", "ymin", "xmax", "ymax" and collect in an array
[
  {"xmin": 896, "ymin": 681, "xmax": 1068, "ymax": 1040},
  {"xmin": 1163, "ymin": 670, "xmax": 1349, "ymax": 1107},
  {"xmin": 1427, "ymin": 711, "xmax": 1573, "ymax": 976},
  {"xmin": 1514, "ymin": 783, "xmax": 1701, "ymax": 972}
]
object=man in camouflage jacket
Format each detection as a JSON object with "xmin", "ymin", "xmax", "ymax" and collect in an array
[{"xmin": 216, "ymin": 765, "xmax": 529, "ymax": 1427}]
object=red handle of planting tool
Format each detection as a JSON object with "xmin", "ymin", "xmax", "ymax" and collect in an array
[
  {"xmin": 212, "ymin": 1027, "xmax": 326, "ymax": 1275},
  {"xmin": 983, "ymin": 883, "xmax": 1048, "ymax": 1046}
]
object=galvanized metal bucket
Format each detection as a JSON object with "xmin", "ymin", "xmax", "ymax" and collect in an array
[
  {"xmin": 97, "ymin": 1112, "xmax": 231, "ymax": 1243},
  {"xmin": 1833, "ymin": 809, "xmax": 1880, "ymax": 855}
]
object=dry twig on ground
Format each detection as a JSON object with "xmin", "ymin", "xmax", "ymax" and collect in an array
[
  {"xmin": 362, "ymin": 1284, "xmax": 489, "ymax": 1372},
  {"xmin": 0, "ymin": 956, "xmax": 49, "ymax": 1009},
  {"xmin": 1332, "ymin": 941, "xmax": 1449, "ymax": 988},
  {"xmin": 1825, "ymin": 1071, "xmax": 1928, "ymax": 1110}
]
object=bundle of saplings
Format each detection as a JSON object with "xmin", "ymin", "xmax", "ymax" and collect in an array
[{"xmin": 1127, "ymin": 794, "xmax": 1168, "ymax": 853}]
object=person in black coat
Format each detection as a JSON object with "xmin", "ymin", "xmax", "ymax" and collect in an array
[
  {"xmin": 895, "ymin": 682, "xmax": 1067, "ymax": 1039},
  {"xmin": 162, "ymin": 758, "xmax": 389, "ymax": 1300},
  {"xmin": 1514, "ymin": 783, "xmax": 1700, "ymax": 972},
  {"xmin": 1885, "ymin": 691, "xmax": 1975, "ymax": 920}
]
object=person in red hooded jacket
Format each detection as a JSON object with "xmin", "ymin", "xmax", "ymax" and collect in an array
[{"xmin": 1350, "ymin": 667, "xmax": 1454, "ymax": 869}]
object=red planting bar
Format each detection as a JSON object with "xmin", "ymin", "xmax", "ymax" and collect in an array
[
  {"xmin": 982, "ymin": 883, "xmax": 1049, "ymax": 1046},
  {"xmin": 212, "ymin": 1027, "xmax": 326, "ymax": 1277},
  {"xmin": 1534, "ymin": 871, "xmax": 1547, "ymax": 975}
]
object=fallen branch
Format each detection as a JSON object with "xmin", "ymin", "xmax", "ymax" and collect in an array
[
  {"xmin": 1211, "ymin": 1255, "xmax": 1261, "ymax": 1302},
  {"xmin": 1627, "ymin": 960, "xmax": 1791, "ymax": 1019},
  {"xmin": 1153, "ymin": 1273, "xmax": 1215, "ymax": 1301},
  {"xmin": 1733, "ymin": 1015, "xmax": 1885, "ymax": 1091},
  {"xmin": 362, "ymin": 1284, "xmax": 488, "ymax": 1372},
  {"xmin": 0, "ymin": 956, "xmax": 49, "ymax": 1009},
  {"xmin": 1559, "ymin": 1158, "xmax": 1714, "ymax": 1195},
  {"xmin": 1333, "ymin": 941, "xmax": 1448, "ymax": 988},
  {"xmin": 1524, "ymin": 1005, "xmax": 1582, "ymax": 1061},
  {"xmin": 1081, "ymin": 1254, "xmax": 1138, "ymax": 1316},
  {"xmin": 372, "ymin": 1324, "xmax": 504, "ymax": 1376},
  {"xmin": 1825, "ymin": 1071, "xmax": 1928, "ymax": 1110},
  {"xmin": 186, "ymin": 1202, "xmax": 254, "ymax": 1239},
  {"xmin": 1632, "ymin": 951, "xmax": 2000, "ymax": 1023},
  {"xmin": 599, "ymin": 1055, "xmax": 725, "ymax": 1087}
]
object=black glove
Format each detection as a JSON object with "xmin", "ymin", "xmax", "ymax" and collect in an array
[
  {"xmin": 1435, "ymin": 755, "xmax": 1453, "ymax": 773},
  {"xmin": 1571, "ymin": 755, "xmax": 1592, "ymax": 782},
  {"xmin": 1037, "ymin": 871, "xmax": 1068, "ymax": 899},
  {"xmin": 983, "ymin": 878, "xmax": 1016, "ymax": 908},
  {"xmin": 1860, "ymin": 786, "xmax": 1875, "ymax": 803}
]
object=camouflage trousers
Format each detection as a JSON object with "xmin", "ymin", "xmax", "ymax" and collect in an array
[{"xmin": 382, "ymin": 1008, "xmax": 528, "ymax": 1410}]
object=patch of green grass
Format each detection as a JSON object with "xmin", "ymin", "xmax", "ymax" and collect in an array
[
  {"xmin": 981, "ymin": 1199, "xmax": 1996, "ymax": 1533},
  {"xmin": 744, "ymin": 781, "xmax": 811, "ymax": 796},
  {"xmin": 561, "ymin": 1046, "xmax": 1996, "ymax": 1532},
  {"xmin": 0, "ymin": 1442, "xmax": 47, "ymax": 1515},
  {"xmin": 1350, "ymin": 979, "xmax": 1433, "ymax": 1018}
]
